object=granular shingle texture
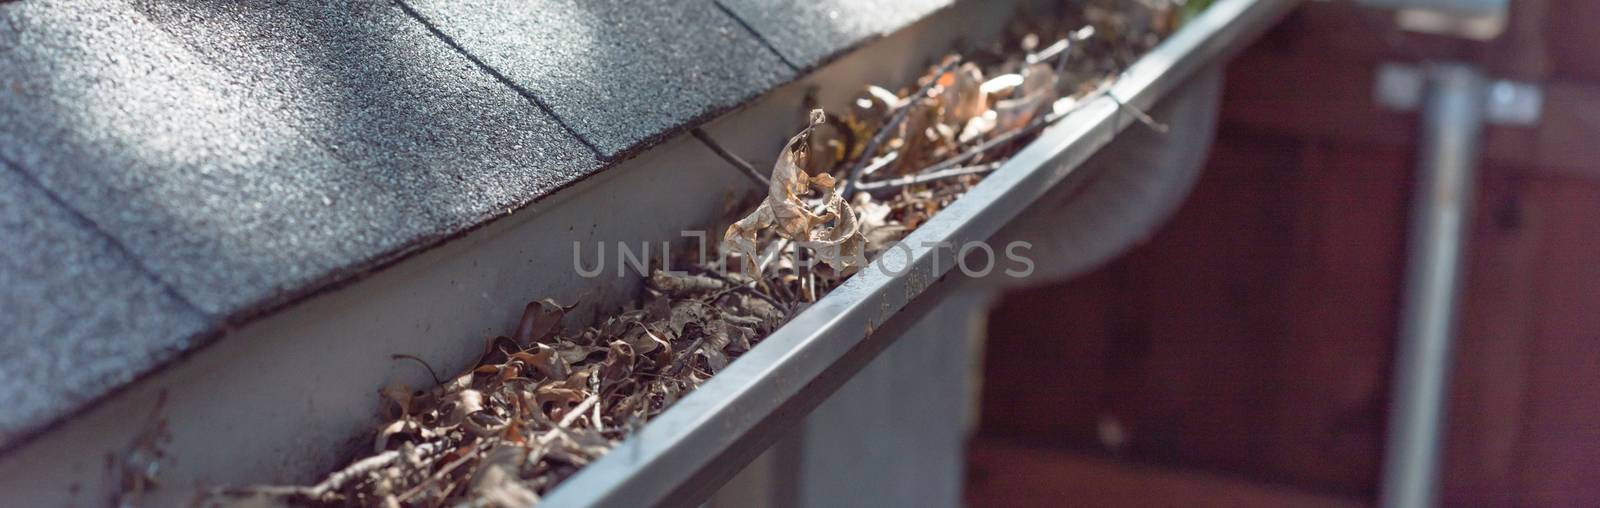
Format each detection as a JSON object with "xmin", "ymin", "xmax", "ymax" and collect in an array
[
  {"xmin": 0, "ymin": 0, "xmax": 426, "ymax": 316},
  {"xmin": 0, "ymin": 162, "xmax": 212, "ymax": 446},
  {"xmin": 128, "ymin": 0, "xmax": 600, "ymax": 231},
  {"xmin": 0, "ymin": 0, "xmax": 595, "ymax": 446},
  {"xmin": 716, "ymin": 0, "xmax": 954, "ymax": 68},
  {"xmin": 0, "ymin": 0, "xmax": 952, "ymax": 448},
  {"xmin": 401, "ymin": 0, "xmax": 798, "ymax": 157}
]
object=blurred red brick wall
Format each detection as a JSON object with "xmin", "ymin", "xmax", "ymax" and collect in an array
[{"xmin": 977, "ymin": 1, "xmax": 1600, "ymax": 505}]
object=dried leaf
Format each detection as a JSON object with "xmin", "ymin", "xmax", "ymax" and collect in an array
[
  {"xmin": 379, "ymin": 383, "xmax": 414, "ymax": 420},
  {"xmin": 696, "ymin": 321, "xmax": 734, "ymax": 373},
  {"xmin": 850, "ymin": 85, "xmax": 902, "ymax": 136},
  {"xmin": 667, "ymin": 301, "xmax": 706, "ymax": 336},
  {"xmin": 375, "ymin": 419, "xmax": 423, "ymax": 453},
  {"xmin": 514, "ymin": 298, "xmax": 572, "ymax": 345},
  {"xmin": 994, "ymin": 63, "xmax": 1059, "ymax": 131},
  {"xmin": 438, "ymin": 389, "xmax": 484, "ymax": 429},
  {"xmin": 599, "ymin": 340, "xmax": 636, "ymax": 385},
  {"xmin": 724, "ymin": 113, "xmax": 869, "ymax": 272},
  {"xmin": 213, "ymin": 6, "xmax": 1175, "ymax": 504},
  {"xmin": 532, "ymin": 386, "xmax": 585, "ymax": 409},
  {"xmin": 550, "ymin": 341, "xmax": 599, "ymax": 365},
  {"xmin": 470, "ymin": 446, "xmax": 538, "ymax": 508},
  {"xmin": 511, "ymin": 344, "xmax": 571, "ymax": 381}
]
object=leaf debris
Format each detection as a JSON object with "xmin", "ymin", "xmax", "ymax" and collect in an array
[{"xmin": 208, "ymin": 2, "xmax": 1186, "ymax": 506}]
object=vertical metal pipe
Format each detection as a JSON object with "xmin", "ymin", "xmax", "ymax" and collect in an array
[{"xmin": 1380, "ymin": 63, "xmax": 1485, "ymax": 508}]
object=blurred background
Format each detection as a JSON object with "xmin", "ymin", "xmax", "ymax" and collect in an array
[{"xmin": 970, "ymin": 0, "xmax": 1597, "ymax": 505}]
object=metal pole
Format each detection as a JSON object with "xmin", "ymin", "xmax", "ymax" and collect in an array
[{"xmin": 1379, "ymin": 62, "xmax": 1485, "ymax": 508}]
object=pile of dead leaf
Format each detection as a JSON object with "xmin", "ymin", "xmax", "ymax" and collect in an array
[{"xmin": 208, "ymin": 1, "xmax": 1185, "ymax": 506}]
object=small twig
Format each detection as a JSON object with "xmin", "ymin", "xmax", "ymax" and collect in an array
[
  {"xmin": 433, "ymin": 474, "xmax": 468, "ymax": 508},
  {"xmin": 668, "ymin": 332, "xmax": 710, "ymax": 376},
  {"xmin": 859, "ymin": 151, "xmax": 899, "ymax": 178},
  {"xmin": 1026, "ymin": 38, "xmax": 1071, "ymax": 66},
  {"xmin": 910, "ymin": 88, "xmax": 1112, "ymax": 177},
  {"xmin": 756, "ymin": 237, "xmax": 790, "ymax": 277},
  {"xmin": 798, "ymin": 248, "xmax": 816, "ymax": 302},
  {"xmin": 215, "ymin": 440, "xmax": 452, "ymax": 503},
  {"xmin": 538, "ymin": 395, "xmax": 599, "ymax": 445},
  {"xmin": 1044, "ymin": 26, "xmax": 1096, "ymax": 76},
  {"xmin": 843, "ymin": 57, "xmax": 963, "ymax": 199},
  {"xmin": 400, "ymin": 393, "xmax": 597, "ymax": 504},
  {"xmin": 1108, "ymin": 93, "xmax": 1169, "ymax": 133},
  {"xmin": 704, "ymin": 283, "xmax": 748, "ymax": 305},
  {"xmin": 806, "ymin": 268, "xmax": 818, "ymax": 303},
  {"xmin": 706, "ymin": 280, "xmax": 785, "ymax": 312},
  {"xmin": 858, "ymin": 162, "xmax": 1003, "ymax": 195},
  {"xmin": 398, "ymin": 443, "xmax": 481, "ymax": 503},
  {"xmin": 690, "ymin": 127, "xmax": 770, "ymax": 189},
  {"xmin": 910, "ymin": 114, "xmax": 1050, "ymax": 175},
  {"xmin": 392, "ymin": 353, "xmax": 445, "ymax": 386}
]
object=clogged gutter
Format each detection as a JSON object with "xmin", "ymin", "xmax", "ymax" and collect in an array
[{"xmin": 209, "ymin": 2, "xmax": 1194, "ymax": 506}]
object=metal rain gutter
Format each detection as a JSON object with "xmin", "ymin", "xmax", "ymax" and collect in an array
[{"xmin": 541, "ymin": 0, "xmax": 1299, "ymax": 505}]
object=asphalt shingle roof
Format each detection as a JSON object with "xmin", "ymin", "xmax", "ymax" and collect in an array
[
  {"xmin": 401, "ymin": 0, "xmax": 798, "ymax": 158},
  {"xmin": 717, "ymin": 0, "xmax": 953, "ymax": 69},
  {"xmin": 129, "ymin": 0, "xmax": 601, "ymax": 231},
  {"xmin": 3, "ymin": 0, "xmax": 433, "ymax": 318},
  {"xmin": 0, "ymin": 163, "xmax": 212, "ymax": 445},
  {"xmin": 0, "ymin": 0, "xmax": 952, "ymax": 448}
]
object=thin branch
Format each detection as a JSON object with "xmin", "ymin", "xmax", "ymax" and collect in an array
[
  {"xmin": 705, "ymin": 278, "xmax": 785, "ymax": 312},
  {"xmin": 392, "ymin": 353, "xmax": 445, "ymax": 386},
  {"xmin": 1107, "ymin": 92, "xmax": 1169, "ymax": 133},
  {"xmin": 857, "ymin": 162, "xmax": 1003, "ymax": 195},
  {"xmin": 910, "ymin": 88, "xmax": 1112, "ymax": 177},
  {"xmin": 690, "ymin": 127, "xmax": 770, "ymax": 189},
  {"xmin": 911, "ymin": 112, "xmax": 1055, "ymax": 176},
  {"xmin": 1026, "ymin": 38, "xmax": 1071, "ymax": 66},
  {"xmin": 537, "ymin": 394, "xmax": 600, "ymax": 445},
  {"xmin": 843, "ymin": 57, "xmax": 963, "ymax": 199},
  {"xmin": 401, "ymin": 394, "xmax": 599, "ymax": 503},
  {"xmin": 756, "ymin": 237, "xmax": 789, "ymax": 277},
  {"xmin": 213, "ymin": 440, "xmax": 452, "ymax": 503},
  {"xmin": 859, "ymin": 151, "xmax": 899, "ymax": 178},
  {"xmin": 396, "ymin": 444, "xmax": 481, "ymax": 503},
  {"xmin": 1041, "ymin": 26, "xmax": 1096, "ymax": 76},
  {"xmin": 668, "ymin": 332, "xmax": 710, "ymax": 376}
]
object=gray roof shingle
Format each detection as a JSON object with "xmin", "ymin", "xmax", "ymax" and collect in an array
[
  {"xmin": 127, "ymin": 0, "xmax": 601, "ymax": 231},
  {"xmin": 0, "ymin": 0, "xmax": 953, "ymax": 448},
  {"xmin": 0, "ymin": 162, "xmax": 212, "ymax": 446},
  {"xmin": 0, "ymin": 0, "xmax": 599, "ymax": 445},
  {"xmin": 401, "ymin": 0, "xmax": 798, "ymax": 158},
  {"xmin": 0, "ymin": 0, "xmax": 433, "ymax": 316},
  {"xmin": 716, "ymin": 0, "xmax": 954, "ymax": 69}
]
